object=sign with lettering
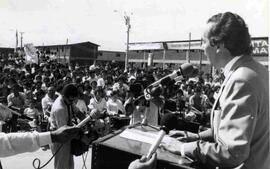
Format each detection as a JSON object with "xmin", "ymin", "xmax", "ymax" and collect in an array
[{"xmin": 251, "ymin": 38, "xmax": 268, "ymax": 56}]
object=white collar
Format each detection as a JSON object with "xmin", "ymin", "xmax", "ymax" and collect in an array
[{"xmin": 223, "ymin": 55, "xmax": 243, "ymax": 78}]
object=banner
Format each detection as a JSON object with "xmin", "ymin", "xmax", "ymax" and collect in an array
[
  {"xmin": 129, "ymin": 42, "xmax": 164, "ymax": 50},
  {"xmin": 167, "ymin": 41, "xmax": 202, "ymax": 50},
  {"xmin": 24, "ymin": 43, "xmax": 38, "ymax": 63}
]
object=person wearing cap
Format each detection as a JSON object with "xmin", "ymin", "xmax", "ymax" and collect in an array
[{"xmin": 128, "ymin": 76, "xmax": 136, "ymax": 85}]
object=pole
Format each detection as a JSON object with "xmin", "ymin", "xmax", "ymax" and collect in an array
[
  {"xmin": 15, "ymin": 30, "xmax": 18, "ymax": 53},
  {"xmin": 162, "ymin": 49, "xmax": 166, "ymax": 70},
  {"xmin": 187, "ymin": 32, "xmax": 191, "ymax": 63},
  {"xmin": 20, "ymin": 32, "xmax": 24, "ymax": 50},
  {"xmin": 143, "ymin": 50, "xmax": 146, "ymax": 68},
  {"xmin": 126, "ymin": 24, "xmax": 130, "ymax": 71},
  {"xmin": 199, "ymin": 39, "xmax": 203, "ymax": 71},
  {"xmin": 64, "ymin": 38, "xmax": 68, "ymax": 63}
]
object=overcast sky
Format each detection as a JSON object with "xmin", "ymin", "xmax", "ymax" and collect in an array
[{"xmin": 0, "ymin": 0, "xmax": 268, "ymax": 50}]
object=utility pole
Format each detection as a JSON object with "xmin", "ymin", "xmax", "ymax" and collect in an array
[
  {"xmin": 19, "ymin": 32, "xmax": 24, "ymax": 50},
  {"xmin": 114, "ymin": 10, "xmax": 132, "ymax": 72},
  {"xmin": 124, "ymin": 14, "xmax": 131, "ymax": 72}
]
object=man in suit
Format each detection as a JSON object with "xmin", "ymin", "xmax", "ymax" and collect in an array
[{"xmin": 130, "ymin": 12, "xmax": 269, "ymax": 169}]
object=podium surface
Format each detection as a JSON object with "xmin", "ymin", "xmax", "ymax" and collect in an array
[{"xmin": 92, "ymin": 125, "xmax": 195, "ymax": 169}]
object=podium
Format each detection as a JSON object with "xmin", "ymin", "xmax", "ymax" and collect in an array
[{"xmin": 91, "ymin": 126, "xmax": 195, "ymax": 169}]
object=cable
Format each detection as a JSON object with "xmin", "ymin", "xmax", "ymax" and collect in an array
[
  {"xmin": 32, "ymin": 144, "xmax": 63, "ymax": 169},
  {"xmin": 81, "ymin": 151, "xmax": 89, "ymax": 169}
]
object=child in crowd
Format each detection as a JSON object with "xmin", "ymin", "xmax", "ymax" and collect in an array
[
  {"xmin": 106, "ymin": 90, "xmax": 126, "ymax": 116},
  {"xmin": 23, "ymin": 99, "xmax": 41, "ymax": 130}
]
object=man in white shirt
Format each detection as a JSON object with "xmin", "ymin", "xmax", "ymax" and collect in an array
[
  {"xmin": 0, "ymin": 125, "xmax": 80, "ymax": 157},
  {"xmin": 41, "ymin": 86, "xmax": 58, "ymax": 118}
]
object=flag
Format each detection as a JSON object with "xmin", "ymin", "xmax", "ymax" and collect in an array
[{"xmin": 24, "ymin": 43, "xmax": 38, "ymax": 63}]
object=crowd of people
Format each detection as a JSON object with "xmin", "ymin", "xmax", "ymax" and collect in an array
[
  {"xmin": 0, "ymin": 50, "xmax": 226, "ymax": 169},
  {"xmin": 0, "ymin": 49, "xmax": 225, "ymax": 134}
]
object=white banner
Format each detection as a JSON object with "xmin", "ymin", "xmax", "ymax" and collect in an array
[
  {"xmin": 24, "ymin": 43, "xmax": 38, "ymax": 64},
  {"xmin": 167, "ymin": 41, "xmax": 202, "ymax": 50},
  {"xmin": 129, "ymin": 42, "xmax": 164, "ymax": 50}
]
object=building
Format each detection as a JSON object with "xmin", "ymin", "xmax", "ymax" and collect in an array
[
  {"xmin": 36, "ymin": 41, "xmax": 99, "ymax": 65},
  {"xmin": 0, "ymin": 47, "xmax": 15, "ymax": 56},
  {"xmin": 96, "ymin": 50, "xmax": 125, "ymax": 63},
  {"xmin": 127, "ymin": 37, "xmax": 268, "ymax": 72}
]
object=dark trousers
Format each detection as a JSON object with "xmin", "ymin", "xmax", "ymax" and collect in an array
[{"xmin": 6, "ymin": 115, "xmax": 18, "ymax": 132}]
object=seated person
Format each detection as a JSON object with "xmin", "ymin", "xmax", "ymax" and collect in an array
[
  {"xmin": 88, "ymin": 88, "xmax": 107, "ymax": 118},
  {"xmin": 7, "ymin": 83, "xmax": 26, "ymax": 132},
  {"xmin": 23, "ymin": 99, "xmax": 41, "ymax": 129},
  {"xmin": 106, "ymin": 90, "xmax": 126, "ymax": 116},
  {"xmin": 88, "ymin": 88, "xmax": 110, "ymax": 136}
]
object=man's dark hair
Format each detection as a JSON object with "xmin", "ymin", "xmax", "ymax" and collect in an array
[
  {"xmin": 61, "ymin": 83, "xmax": 78, "ymax": 98},
  {"xmin": 207, "ymin": 12, "xmax": 252, "ymax": 56}
]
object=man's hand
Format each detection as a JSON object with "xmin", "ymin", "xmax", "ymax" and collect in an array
[
  {"xmin": 89, "ymin": 109, "xmax": 100, "ymax": 119},
  {"xmin": 128, "ymin": 153, "xmax": 157, "ymax": 169},
  {"xmin": 160, "ymin": 137, "xmax": 182, "ymax": 155},
  {"xmin": 169, "ymin": 130, "xmax": 199, "ymax": 142},
  {"xmin": 51, "ymin": 125, "xmax": 81, "ymax": 143}
]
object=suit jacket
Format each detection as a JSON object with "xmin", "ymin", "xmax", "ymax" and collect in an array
[{"xmin": 184, "ymin": 56, "xmax": 269, "ymax": 169}]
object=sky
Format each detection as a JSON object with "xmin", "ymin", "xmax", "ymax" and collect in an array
[{"xmin": 0, "ymin": 0, "xmax": 268, "ymax": 51}]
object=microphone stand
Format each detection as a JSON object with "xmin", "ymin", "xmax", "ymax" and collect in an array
[{"xmin": 128, "ymin": 116, "xmax": 160, "ymax": 131}]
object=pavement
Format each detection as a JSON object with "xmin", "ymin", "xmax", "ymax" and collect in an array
[{"xmin": 0, "ymin": 148, "xmax": 92, "ymax": 169}]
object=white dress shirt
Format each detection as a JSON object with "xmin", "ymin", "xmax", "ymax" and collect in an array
[{"xmin": 0, "ymin": 131, "xmax": 51, "ymax": 157}]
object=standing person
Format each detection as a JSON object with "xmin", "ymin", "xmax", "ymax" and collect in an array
[
  {"xmin": 49, "ymin": 84, "xmax": 86, "ymax": 169},
  {"xmin": 130, "ymin": 12, "xmax": 269, "ymax": 169},
  {"xmin": 160, "ymin": 12, "xmax": 269, "ymax": 169},
  {"xmin": 6, "ymin": 83, "xmax": 26, "ymax": 132},
  {"xmin": 41, "ymin": 86, "xmax": 58, "ymax": 119}
]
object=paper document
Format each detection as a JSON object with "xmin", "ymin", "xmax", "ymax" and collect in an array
[{"xmin": 119, "ymin": 128, "xmax": 174, "ymax": 144}]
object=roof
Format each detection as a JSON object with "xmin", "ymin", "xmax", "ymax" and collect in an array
[{"xmin": 36, "ymin": 41, "xmax": 99, "ymax": 48}]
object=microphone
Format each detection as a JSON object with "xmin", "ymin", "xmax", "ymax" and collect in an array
[
  {"xmin": 149, "ymin": 63, "xmax": 195, "ymax": 88},
  {"xmin": 76, "ymin": 115, "xmax": 92, "ymax": 128},
  {"xmin": 141, "ymin": 126, "xmax": 169, "ymax": 162},
  {"xmin": 144, "ymin": 63, "xmax": 197, "ymax": 100}
]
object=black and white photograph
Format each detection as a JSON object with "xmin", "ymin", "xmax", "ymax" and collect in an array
[{"xmin": 0, "ymin": 0, "xmax": 269, "ymax": 169}]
